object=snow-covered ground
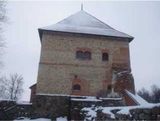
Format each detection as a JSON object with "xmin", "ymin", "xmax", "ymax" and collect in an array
[
  {"xmin": 82, "ymin": 91, "xmax": 160, "ymax": 120},
  {"xmin": 12, "ymin": 91, "xmax": 160, "ymax": 121},
  {"xmin": 71, "ymin": 96, "xmax": 101, "ymax": 102},
  {"xmin": 83, "ymin": 103, "xmax": 160, "ymax": 120},
  {"xmin": 14, "ymin": 117, "xmax": 67, "ymax": 121},
  {"xmin": 14, "ymin": 118, "xmax": 51, "ymax": 121},
  {"xmin": 56, "ymin": 117, "xmax": 67, "ymax": 121}
]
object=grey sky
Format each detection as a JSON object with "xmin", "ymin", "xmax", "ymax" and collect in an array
[{"xmin": 2, "ymin": 1, "xmax": 160, "ymax": 101}]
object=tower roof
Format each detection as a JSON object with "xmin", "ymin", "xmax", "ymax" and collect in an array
[{"xmin": 39, "ymin": 10, "xmax": 133, "ymax": 41}]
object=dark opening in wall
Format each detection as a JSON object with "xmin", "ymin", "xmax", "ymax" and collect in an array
[
  {"xmin": 72, "ymin": 84, "xmax": 81, "ymax": 90},
  {"xmin": 107, "ymin": 84, "xmax": 112, "ymax": 91},
  {"xmin": 76, "ymin": 51, "xmax": 91, "ymax": 60},
  {"xmin": 102, "ymin": 52, "xmax": 109, "ymax": 61}
]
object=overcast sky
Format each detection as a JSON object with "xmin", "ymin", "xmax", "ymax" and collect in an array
[{"xmin": 2, "ymin": 1, "xmax": 160, "ymax": 101}]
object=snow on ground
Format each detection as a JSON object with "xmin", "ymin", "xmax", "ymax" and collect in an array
[
  {"xmin": 71, "ymin": 96, "xmax": 122, "ymax": 102},
  {"xmin": 82, "ymin": 103, "xmax": 160, "ymax": 119},
  {"xmin": 99, "ymin": 97, "xmax": 122, "ymax": 100},
  {"xmin": 37, "ymin": 93, "xmax": 70, "ymax": 97},
  {"xmin": 12, "ymin": 91, "xmax": 160, "ymax": 121},
  {"xmin": 56, "ymin": 117, "xmax": 67, "ymax": 121},
  {"xmin": 71, "ymin": 96, "xmax": 101, "ymax": 102},
  {"xmin": 14, "ymin": 117, "xmax": 68, "ymax": 121},
  {"xmin": 102, "ymin": 102, "xmax": 160, "ymax": 116},
  {"xmin": 101, "ymin": 107, "xmax": 116, "ymax": 119},
  {"xmin": 14, "ymin": 118, "xmax": 51, "ymax": 121},
  {"xmin": 82, "ymin": 91, "xmax": 160, "ymax": 119},
  {"xmin": 16, "ymin": 101, "xmax": 32, "ymax": 105},
  {"xmin": 82, "ymin": 106, "xmax": 97, "ymax": 120}
]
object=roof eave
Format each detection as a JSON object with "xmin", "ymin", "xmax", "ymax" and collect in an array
[
  {"xmin": 128, "ymin": 36, "xmax": 134, "ymax": 42},
  {"xmin": 38, "ymin": 29, "xmax": 134, "ymax": 43},
  {"xmin": 29, "ymin": 83, "xmax": 37, "ymax": 89},
  {"xmin": 38, "ymin": 29, "xmax": 43, "ymax": 43}
]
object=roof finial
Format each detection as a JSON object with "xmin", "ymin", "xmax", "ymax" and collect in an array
[{"xmin": 81, "ymin": 3, "xmax": 83, "ymax": 11}]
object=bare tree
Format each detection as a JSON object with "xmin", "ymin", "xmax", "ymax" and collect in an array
[
  {"xmin": 0, "ymin": 0, "xmax": 7, "ymax": 68},
  {"xmin": 138, "ymin": 85, "xmax": 160, "ymax": 103},
  {"xmin": 0, "ymin": 73, "xmax": 24, "ymax": 101},
  {"xmin": 151, "ymin": 85, "xmax": 160, "ymax": 103},
  {"xmin": 137, "ymin": 88, "xmax": 151, "ymax": 103},
  {"xmin": 0, "ymin": 76, "xmax": 8, "ymax": 99}
]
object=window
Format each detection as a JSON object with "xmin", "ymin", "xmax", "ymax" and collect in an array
[
  {"xmin": 102, "ymin": 52, "xmax": 109, "ymax": 61},
  {"xmin": 76, "ymin": 51, "xmax": 91, "ymax": 60},
  {"xmin": 72, "ymin": 84, "xmax": 81, "ymax": 90},
  {"xmin": 107, "ymin": 84, "xmax": 112, "ymax": 91}
]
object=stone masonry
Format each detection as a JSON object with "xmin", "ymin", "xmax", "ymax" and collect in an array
[
  {"xmin": 36, "ymin": 31, "xmax": 132, "ymax": 96},
  {"xmin": 30, "ymin": 10, "xmax": 137, "ymax": 119}
]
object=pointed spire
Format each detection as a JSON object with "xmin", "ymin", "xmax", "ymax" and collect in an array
[{"xmin": 81, "ymin": 3, "xmax": 83, "ymax": 11}]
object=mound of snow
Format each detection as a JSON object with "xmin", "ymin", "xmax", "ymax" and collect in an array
[
  {"xmin": 14, "ymin": 118, "xmax": 51, "ymax": 121},
  {"xmin": 14, "ymin": 117, "xmax": 68, "ymax": 121},
  {"xmin": 56, "ymin": 117, "xmax": 67, "ymax": 121}
]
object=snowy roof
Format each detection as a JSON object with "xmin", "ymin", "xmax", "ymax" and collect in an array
[
  {"xmin": 125, "ymin": 90, "xmax": 149, "ymax": 105},
  {"xmin": 71, "ymin": 97, "xmax": 101, "ymax": 102},
  {"xmin": 39, "ymin": 10, "xmax": 133, "ymax": 41}
]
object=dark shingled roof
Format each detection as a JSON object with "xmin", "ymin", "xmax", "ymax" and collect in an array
[{"xmin": 39, "ymin": 10, "xmax": 134, "ymax": 42}]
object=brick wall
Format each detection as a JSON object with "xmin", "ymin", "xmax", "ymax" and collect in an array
[
  {"xmin": 36, "ymin": 31, "xmax": 132, "ymax": 96},
  {"xmin": 30, "ymin": 84, "xmax": 36, "ymax": 102}
]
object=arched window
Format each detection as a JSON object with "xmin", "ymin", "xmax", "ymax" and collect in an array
[
  {"xmin": 72, "ymin": 84, "xmax": 81, "ymax": 90},
  {"xmin": 76, "ymin": 51, "xmax": 91, "ymax": 60},
  {"xmin": 102, "ymin": 52, "xmax": 109, "ymax": 61}
]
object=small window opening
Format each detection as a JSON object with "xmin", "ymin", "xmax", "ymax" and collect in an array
[
  {"xmin": 102, "ymin": 52, "xmax": 109, "ymax": 61},
  {"xmin": 72, "ymin": 84, "xmax": 81, "ymax": 90},
  {"xmin": 76, "ymin": 51, "xmax": 91, "ymax": 60},
  {"xmin": 107, "ymin": 84, "xmax": 112, "ymax": 91}
]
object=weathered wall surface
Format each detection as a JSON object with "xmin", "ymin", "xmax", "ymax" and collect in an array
[
  {"xmin": 32, "ymin": 95, "xmax": 70, "ymax": 119},
  {"xmin": 36, "ymin": 31, "xmax": 131, "ymax": 96},
  {"xmin": 0, "ymin": 101, "xmax": 32, "ymax": 120}
]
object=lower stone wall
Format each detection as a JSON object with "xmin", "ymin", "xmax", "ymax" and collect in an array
[
  {"xmin": 32, "ymin": 95, "xmax": 124, "ymax": 120},
  {"xmin": 1, "ymin": 96, "xmax": 160, "ymax": 120},
  {"xmin": 128, "ymin": 107, "xmax": 160, "ymax": 120},
  {"xmin": 32, "ymin": 95, "xmax": 70, "ymax": 120},
  {"xmin": 0, "ymin": 100, "xmax": 32, "ymax": 120}
]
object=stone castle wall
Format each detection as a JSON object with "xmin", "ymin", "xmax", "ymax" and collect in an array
[{"xmin": 36, "ymin": 31, "xmax": 131, "ymax": 96}]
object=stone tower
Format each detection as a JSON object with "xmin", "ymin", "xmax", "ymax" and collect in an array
[
  {"xmin": 30, "ymin": 10, "xmax": 138, "ymax": 119},
  {"xmin": 35, "ymin": 10, "xmax": 135, "ymax": 98}
]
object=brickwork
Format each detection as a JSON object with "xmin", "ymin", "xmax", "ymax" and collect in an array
[
  {"xmin": 36, "ymin": 31, "xmax": 132, "ymax": 96},
  {"xmin": 71, "ymin": 76, "xmax": 90, "ymax": 96},
  {"xmin": 30, "ymin": 84, "xmax": 36, "ymax": 102},
  {"xmin": 123, "ymin": 91, "xmax": 138, "ymax": 106}
]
